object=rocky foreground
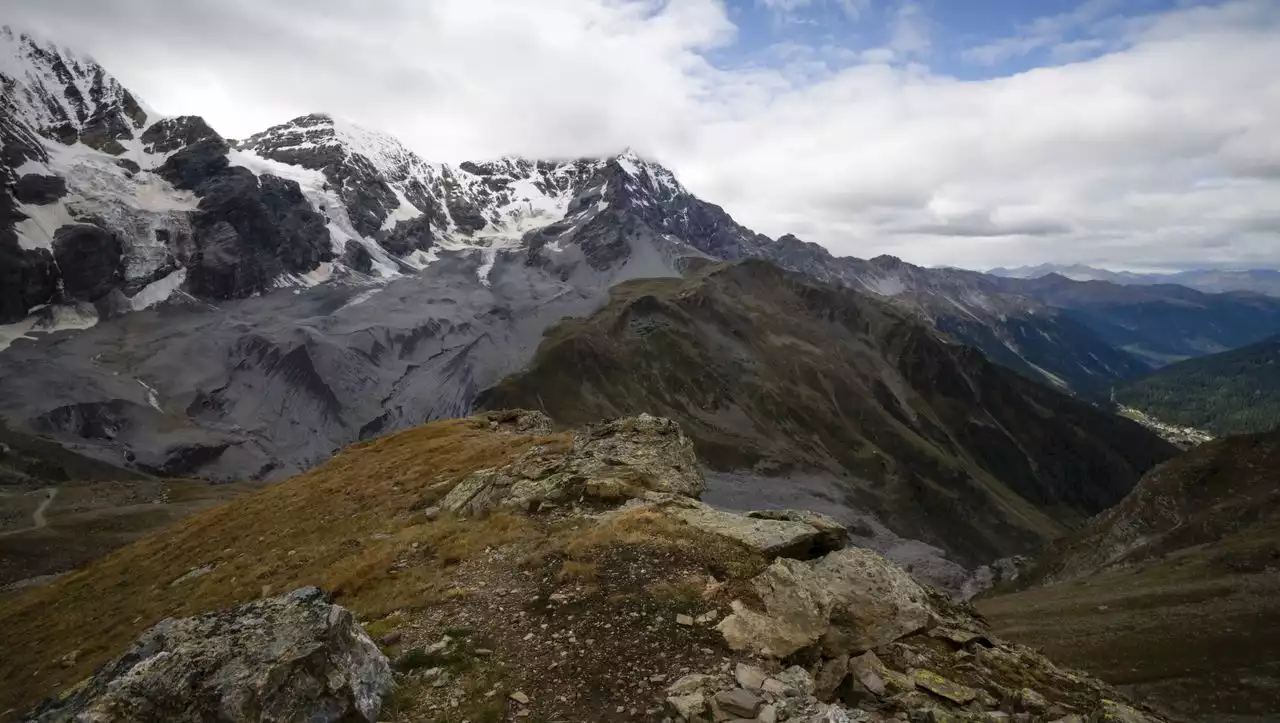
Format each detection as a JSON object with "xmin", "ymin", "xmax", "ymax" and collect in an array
[{"xmin": 13, "ymin": 413, "xmax": 1166, "ymax": 722}]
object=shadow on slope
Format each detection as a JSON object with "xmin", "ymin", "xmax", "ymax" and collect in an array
[{"xmin": 978, "ymin": 430, "xmax": 1280, "ymax": 721}]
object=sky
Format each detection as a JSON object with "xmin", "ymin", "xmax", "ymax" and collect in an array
[{"xmin": 5, "ymin": 0, "xmax": 1279, "ymax": 271}]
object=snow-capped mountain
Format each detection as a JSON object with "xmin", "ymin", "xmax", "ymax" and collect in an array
[
  {"xmin": 0, "ymin": 21, "xmax": 720, "ymax": 330},
  {"xmin": 3, "ymin": 26, "xmax": 1278, "ymax": 482},
  {"xmin": 0, "ymin": 26, "xmax": 153, "ymax": 154}
]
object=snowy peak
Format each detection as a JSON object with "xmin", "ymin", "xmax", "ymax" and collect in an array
[
  {"xmin": 236, "ymin": 113, "xmax": 429, "ymax": 184},
  {"xmin": 0, "ymin": 26, "xmax": 154, "ymax": 154}
]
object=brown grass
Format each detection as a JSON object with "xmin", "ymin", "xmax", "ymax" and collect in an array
[
  {"xmin": 0, "ymin": 417, "xmax": 567, "ymax": 718},
  {"xmin": 556, "ymin": 560, "xmax": 599, "ymax": 584}
]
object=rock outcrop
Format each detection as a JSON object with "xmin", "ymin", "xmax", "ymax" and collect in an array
[
  {"xmin": 717, "ymin": 548, "xmax": 933, "ymax": 658},
  {"xmin": 52, "ymin": 223, "xmax": 124, "ymax": 302},
  {"xmin": 24, "ymin": 587, "xmax": 392, "ymax": 723},
  {"xmin": 440, "ymin": 413, "xmax": 703, "ymax": 515},
  {"xmin": 5, "ymin": 413, "xmax": 1169, "ymax": 723},
  {"xmin": 13, "ymin": 174, "xmax": 67, "ymax": 205}
]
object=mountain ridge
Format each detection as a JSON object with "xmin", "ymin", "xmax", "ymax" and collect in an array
[
  {"xmin": 478, "ymin": 259, "xmax": 1176, "ymax": 569},
  {"xmin": 991, "ymin": 262, "xmax": 1280, "ymax": 297}
]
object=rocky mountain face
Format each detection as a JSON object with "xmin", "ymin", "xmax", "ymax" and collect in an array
[
  {"xmin": 8, "ymin": 413, "xmax": 1168, "ymax": 723},
  {"xmin": 477, "ymin": 261, "xmax": 1176, "ymax": 570}
]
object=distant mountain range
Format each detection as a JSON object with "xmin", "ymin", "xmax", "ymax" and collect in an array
[{"xmin": 989, "ymin": 263, "xmax": 1280, "ymax": 298}]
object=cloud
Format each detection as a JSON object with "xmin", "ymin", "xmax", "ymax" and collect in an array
[
  {"xmin": 757, "ymin": 0, "xmax": 871, "ymax": 23},
  {"xmin": 5, "ymin": 0, "xmax": 1280, "ymax": 271},
  {"xmin": 887, "ymin": 1, "xmax": 931, "ymax": 58},
  {"xmin": 962, "ymin": 0, "xmax": 1120, "ymax": 66}
]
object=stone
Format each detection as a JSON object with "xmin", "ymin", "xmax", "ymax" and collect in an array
[
  {"xmin": 509, "ymin": 691, "xmax": 530, "ymax": 705},
  {"xmin": 14, "ymin": 174, "xmax": 67, "ymax": 205},
  {"xmin": 480, "ymin": 409, "xmax": 554, "ymax": 436},
  {"xmin": 1017, "ymin": 688, "xmax": 1048, "ymax": 713},
  {"xmin": 761, "ymin": 678, "xmax": 789, "ymax": 696},
  {"xmin": 714, "ymin": 689, "xmax": 763, "ymax": 718},
  {"xmin": 570, "ymin": 414, "xmax": 704, "ymax": 498},
  {"xmin": 772, "ymin": 666, "xmax": 816, "ymax": 696},
  {"xmin": 677, "ymin": 614, "xmax": 695, "ymax": 626},
  {"xmin": 758, "ymin": 704, "xmax": 779, "ymax": 723},
  {"xmin": 928, "ymin": 627, "xmax": 990, "ymax": 647},
  {"xmin": 718, "ymin": 548, "xmax": 933, "ymax": 659},
  {"xmin": 667, "ymin": 692, "xmax": 707, "ymax": 720},
  {"xmin": 668, "ymin": 673, "xmax": 718, "ymax": 696},
  {"xmin": 745, "ymin": 509, "xmax": 848, "ymax": 555},
  {"xmin": 1089, "ymin": 700, "xmax": 1158, "ymax": 723},
  {"xmin": 441, "ymin": 414, "xmax": 703, "ymax": 516},
  {"xmin": 735, "ymin": 663, "xmax": 769, "ymax": 691},
  {"xmin": 913, "ymin": 669, "xmax": 977, "ymax": 705},
  {"xmin": 814, "ymin": 655, "xmax": 850, "ymax": 701},
  {"xmin": 24, "ymin": 587, "xmax": 392, "ymax": 723},
  {"xmin": 670, "ymin": 506, "xmax": 838, "ymax": 560},
  {"xmin": 848, "ymin": 651, "xmax": 887, "ymax": 697}
]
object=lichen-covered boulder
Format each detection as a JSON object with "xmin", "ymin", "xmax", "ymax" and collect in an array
[
  {"xmin": 668, "ymin": 504, "xmax": 841, "ymax": 560},
  {"xmin": 745, "ymin": 509, "xmax": 848, "ymax": 555},
  {"xmin": 440, "ymin": 413, "xmax": 703, "ymax": 516},
  {"xmin": 570, "ymin": 414, "xmax": 703, "ymax": 498},
  {"xmin": 25, "ymin": 587, "xmax": 392, "ymax": 723},
  {"xmin": 718, "ymin": 548, "xmax": 933, "ymax": 659}
]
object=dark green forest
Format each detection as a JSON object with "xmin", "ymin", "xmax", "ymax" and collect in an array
[{"xmin": 1116, "ymin": 334, "xmax": 1280, "ymax": 436}]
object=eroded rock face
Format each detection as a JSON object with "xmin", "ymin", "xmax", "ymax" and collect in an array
[
  {"xmin": 717, "ymin": 548, "xmax": 933, "ymax": 659},
  {"xmin": 0, "ymin": 235, "xmax": 57, "ymax": 323},
  {"xmin": 25, "ymin": 587, "xmax": 392, "ymax": 723},
  {"xmin": 52, "ymin": 223, "xmax": 124, "ymax": 302},
  {"xmin": 440, "ymin": 413, "xmax": 703, "ymax": 516},
  {"xmin": 13, "ymin": 174, "xmax": 67, "ymax": 205},
  {"xmin": 155, "ymin": 136, "xmax": 334, "ymax": 300},
  {"xmin": 141, "ymin": 115, "xmax": 221, "ymax": 156}
]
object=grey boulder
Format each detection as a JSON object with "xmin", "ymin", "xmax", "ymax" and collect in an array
[
  {"xmin": 25, "ymin": 587, "xmax": 392, "ymax": 723},
  {"xmin": 440, "ymin": 413, "xmax": 703, "ymax": 515},
  {"xmin": 717, "ymin": 548, "xmax": 933, "ymax": 658}
]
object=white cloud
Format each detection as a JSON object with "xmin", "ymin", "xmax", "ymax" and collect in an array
[
  {"xmin": 5, "ymin": 0, "xmax": 1280, "ymax": 271},
  {"xmin": 757, "ymin": 0, "xmax": 871, "ymax": 23},
  {"xmin": 887, "ymin": 1, "xmax": 931, "ymax": 58},
  {"xmin": 962, "ymin": 0, "xmax": 1120, "ymax": 66}
]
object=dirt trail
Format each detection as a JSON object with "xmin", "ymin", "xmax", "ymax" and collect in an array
[{"xmin": 0, "ymin": 488, "xmax": 56, "ymax": 538}]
